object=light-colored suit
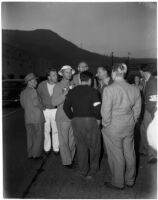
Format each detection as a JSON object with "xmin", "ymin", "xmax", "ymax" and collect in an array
[
  {"xmin": 52, "ymin": 79, "xmax": 75, "ymax": 165},
  {"xmin": 37, "ymin": 80, "xmax": 59, "ymax": 152},
  {"xmin": 101, "ymin": 79, "xmax": 141, "ymax": 188},
  {"xmin": 20, "ymin": 86, "xmax": 45, "ymax": 158}
]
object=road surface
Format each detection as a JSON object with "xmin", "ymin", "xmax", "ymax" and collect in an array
[{"xmin": 2, "ymin": 107, "xmax": 157, "ymax": 198}]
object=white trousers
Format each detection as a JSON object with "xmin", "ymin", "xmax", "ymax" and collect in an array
[{"xmin": 43, "ymin": 109, "xmax": 59, "ymax": 152}]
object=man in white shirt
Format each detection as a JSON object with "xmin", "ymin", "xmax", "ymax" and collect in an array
[{"xmin": 37, "ymin": 68, "xmax": 59, "ymax": 154}]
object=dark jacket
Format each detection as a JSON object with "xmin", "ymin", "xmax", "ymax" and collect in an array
[
  {"xmin": 63, "ymin": 85, "xmax": 101, "ymax": 120},
  {"xmin": 144, "ymin": 75, "xmax": 157, "ymax": 118},
  {"xmin": 37, "ymin": 80, "xmax": 56, "ymax": 109}
]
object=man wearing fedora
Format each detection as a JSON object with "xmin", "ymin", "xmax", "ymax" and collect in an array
[
  {"xmin": 52, "ymin": 65, "xmax": 76, "ymax": 167},
  {"xmin": 20, "ymin": 73, "xmax": 45, "ymax": 159},
  {"xmin": 37, "ymin": 67, "xmax": 59, "ymax": 155}
]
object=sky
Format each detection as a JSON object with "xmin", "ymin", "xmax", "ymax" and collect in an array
[{"xmin": 1, "ymin": 2, "xmax": 157, "ymax": 58}]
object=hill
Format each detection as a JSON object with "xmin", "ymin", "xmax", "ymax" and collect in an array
[{"xmin": 2, "ymin": 29, "xmax": 156, "ymax": 78}]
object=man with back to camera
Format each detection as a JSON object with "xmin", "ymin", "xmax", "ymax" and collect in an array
[
  {"xmin": 37, "ymin": 68, "xmax": 59, "ymax": 155},
  {"xmin": 52, "ymin": 65, "xmax": 76, "ymax": 167},
  {"xmin": 101, "ymin": 63, "xmax": 141, "ymax": 189},
  {"xmin": 20, "ymin": 73, "xmax": 45, "ymax": 159},
  {"xmin": 63, "ymin": 71, "xmax": 101, "ymax": 179}
]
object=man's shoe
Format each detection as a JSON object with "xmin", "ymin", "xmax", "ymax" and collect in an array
[
  {"xmin": 104, "ymin": 182, "xmax": 124, "ymax": 190},
  {"xmin": 28, "ymin": 157, "xmax": 33, "ymax": 159},
  {"xmin": 148, "ymin": 158, "xmax": 157, "ymax": 164},
  {"xmin": 126, "ymin": 184, "xmax": 134, "ymax": 188},
  {"xmin": 53, "ymin": 151, "xmax": 60, "ymax": 155},
  {"xmin": 34, "ymin": 156, "xmax": 43, "ymax": 160},
  {"xmin": 44, "ymin": 151, "xmax": 51, "ymax": 155},
  {"xmin": 64, "ymin": 164, "xmax": 73, "ymax": 169}
]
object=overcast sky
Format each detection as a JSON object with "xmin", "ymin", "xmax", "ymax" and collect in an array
[{"xmin": 2, "ymin": 2, "xmax": 157, "ymax": 58}]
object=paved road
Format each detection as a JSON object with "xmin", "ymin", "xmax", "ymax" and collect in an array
[
  {"xmin": 25, "ymin": 153, "xmax": 157, "ymax": 199},
  {"xmin": 3, "ymin": 107, "xmax": 157, "ymax": 198},
  {"xmin": 3, "ymin": 107, "xmax": 45, "ymax": 198}
]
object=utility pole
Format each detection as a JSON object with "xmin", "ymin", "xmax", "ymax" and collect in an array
[
  {"xmin": 128, "ymin": 52, "xmax": 131, "ymax": 66},
  {"xmin": 111, "ymin": 51, "xmax": 114, "ymax": 67}
]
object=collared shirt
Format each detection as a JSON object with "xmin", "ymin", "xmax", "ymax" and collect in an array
[
  {"xmin": 37, "ymin": 80, "xmax": 56, "ymax": 109},
  {"xmin": 47, "ymin": 82, "xmax": 55, "ymax": 96}
]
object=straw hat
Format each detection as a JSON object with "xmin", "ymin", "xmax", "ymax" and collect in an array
[{"xmin": 58, "ymin": 65, "xmax": 75, "ymax": 76}]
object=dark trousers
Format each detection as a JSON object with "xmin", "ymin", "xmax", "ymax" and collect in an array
[
  {"xmin": 25, "ymin": 123, "xmax": 44, "ymax": 158},
  {"xmin": 72, "ymin": 117, "xmax": 101, "ymax": 175}
]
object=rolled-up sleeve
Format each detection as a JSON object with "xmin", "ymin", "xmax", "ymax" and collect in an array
[
  {"xmin": 101, "ymin": 87, "xmax": 113, "ymax": 128},
  {"xmin": 63, "ymin": 91, "xmax": 73, "ymax": 119}
]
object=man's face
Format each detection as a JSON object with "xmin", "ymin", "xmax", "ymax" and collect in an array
[
  {"xmin": 48, "ymin": 71, "xmax": 57, "ymax": 83},
  {"xmin": 78, "ymin": 62, "xmax": 88, "ymax": 73},
  {"xmin": 140, "ymin": 70, "xmax": 148, "ymax": 81},
  {"xmin": 97, "ymin": 67, "xmax": 108, "ymax": 80},
  {"xmin": 62, "ymin": 69, "xmax": 72, "ymax": 80},
  {"xmin": 29, "ymin": 79, "xmax": 37, "ymax": 88}
]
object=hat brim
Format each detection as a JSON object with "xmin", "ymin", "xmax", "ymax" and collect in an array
[
  {"xmin": 25, "ymin": 76, "xmax": 38, "ymax": 83},
  {"xmin": 58, "ymin": 69, "xmax": 75, "ymax": 76}
]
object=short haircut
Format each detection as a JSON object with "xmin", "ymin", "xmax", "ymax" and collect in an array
[
  {"xmin": 98, "ymin": 65, "xmax": 110, "ymax": 77},
  {"xmin": 46, "ymin": 67, "xmax": 57, "ymax": 77},
  {"xmin": 112, "ymin": 63, "xmax": 127, "ymax": 76},
  {"xmin": 140, "ymin": 63, "xmax": 156, "ymax": 74},
  {"xmin": 80, "ymin": 71, "xmax": 93, "ymax": 82},
  {"xmin": 78, "ymin": 61, "xmax": 88, "ymax": 67},
  {"xmin": 127, "ymin": 71, "xmax": 141, "ymax": 84}
]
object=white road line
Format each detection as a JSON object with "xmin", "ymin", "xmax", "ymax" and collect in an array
[{"xmin": 3, "ymin": 108, "xmax": 22, "ymax": 118}]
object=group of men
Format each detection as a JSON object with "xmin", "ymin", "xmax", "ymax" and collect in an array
[{"xmin": 20, "ymin": 61, "xmax": 157, "ymax": 190}]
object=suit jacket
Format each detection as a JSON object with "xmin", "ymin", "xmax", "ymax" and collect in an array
[
  {"xmin": 52, "ymin": 79, "xmax": 71, "ymax": 122},
  {"xmin": 20, "ymin": 86, "xmax": 45, "ymax": 124},
  {"xmin": 37, "ymin": 80, "xmax": 56, "ymax": 109},
  {"xmin": 101, "ymin": 79, "xmax": 141, "ymax": 131},
  {"xmin": 144, "ymin": 75, "xmax": 157, "ymax": 118},
  {"xmin": 72, "ymin": 73, "xmax": 80, "ymax": 86}
]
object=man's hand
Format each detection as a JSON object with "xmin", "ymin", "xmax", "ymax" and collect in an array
[{"xmin": 62, "ymin": 87, "xmax": 69, "ymax": 96}]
